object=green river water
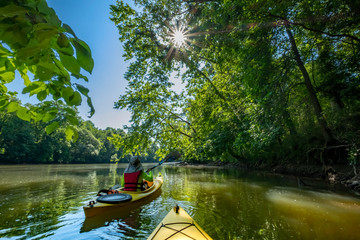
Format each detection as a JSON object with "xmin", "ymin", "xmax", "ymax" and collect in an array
[{"xmin": 0, "ymin": 164, "xmax": 359, "ymax": 240}]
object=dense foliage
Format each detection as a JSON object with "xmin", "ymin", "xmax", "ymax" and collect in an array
[
  {"xmin": 110, "ymin": 0, "xmax": 360, "ymax": 168},
  {"xmin": 0, "ymin": 107, "xmax": 159, "ymax": 164},
  {"xmin": 0, "ymin": 0, "xmax": 95, "ymax": 140}
]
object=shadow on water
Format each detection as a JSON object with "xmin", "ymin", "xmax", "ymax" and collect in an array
[{"xmin": 80, "ymin": 189, "xmax": 162, "ymax": 233}]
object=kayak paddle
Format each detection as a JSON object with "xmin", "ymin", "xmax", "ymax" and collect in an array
[{"xmin": 146, "ymin": 151, "xmax": 181, "ymax": 173}]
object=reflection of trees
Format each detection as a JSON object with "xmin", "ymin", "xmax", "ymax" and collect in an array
[
  {"xmin": 2, "ymin": 165, "xmax": 358, "ymax": 239},
  {"xmin": 267, "ymin": 188, "xmax": 360, "ymax": 240},
  {"xmin": 160, "ymin": 166, "xmax": 291, "ymax": 240},
  {"xmin": 159, "ymin": 166, "xmax": 360, "ymax": 240},
  {"xmin": 0, "ymin": 164, "xmax": 123, "ymax": 239}
]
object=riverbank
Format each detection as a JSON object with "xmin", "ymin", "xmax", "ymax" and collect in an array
[{"xmin": 177, "ymin": 161, "xmax": 360, "ymax": 195}]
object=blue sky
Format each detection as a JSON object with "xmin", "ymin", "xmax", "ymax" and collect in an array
[
  {"xmin": 49, "ymin": 0, "xmax": 131, "ymax": 129},
  {"xmin": 10, "ymin": 0, "xmax": 132, "ymax": 129}
]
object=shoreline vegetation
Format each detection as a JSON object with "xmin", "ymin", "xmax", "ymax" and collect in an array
[{"xmin": 1, "ymin": 110, "xmax": 359, "ymax": 195}]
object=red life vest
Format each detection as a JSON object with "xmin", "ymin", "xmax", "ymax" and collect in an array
[{"xmin": 124, "ymin": 171, "xmax": 142, "ymax": 191}]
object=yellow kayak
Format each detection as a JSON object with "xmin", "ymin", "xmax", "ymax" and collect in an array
[
  {"xmin": 147, "ymin": 205, "xmax": 213, "ymax": 240},
  {"xmin": 83, "ymin": 176, "xmax": 163, "ymax": 218}
]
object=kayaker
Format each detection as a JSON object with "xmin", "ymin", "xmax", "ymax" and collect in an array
[{"xmin": 121, "ymin": 155, "xmax": 153, "ymax": 191}]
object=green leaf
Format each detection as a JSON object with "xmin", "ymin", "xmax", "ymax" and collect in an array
[
  {"xmin": 45, "ymin": 121, "xmax": 59, "ymax": 134},
  {"xmin": 7, "ymin": 102, "xmax": 19, "ymax": 113},
  {"xmin": 62, "ymin": 87, "xmax": 74, "ymax": 103},
  {"xmin": 33, "ymin": 23, "xmax": 57, "ymax": 32},
  {"xmin": 75, "ymin": 83, "xmax": 89, "ymax": 96},
  {"xmin": 58, "ymin": 45, "xmax": 74, "ymax": 56},
  {"xmin": 62, "ymin": 24, "xmax": 78, "ymax": 39},
  {"xmin": 64, "ymin": 107, "xmax": 77, "ymax": 116},
  {"xmin": 33, "ymin": 23, "xmax": 58, "ymax": 43},
  {"xmin": 59, "ymin": 53, "xmax": 80, "ymax": 75},
  {"xmin": 0, "ymin": 84, "xmax": 8, "ymax": 94},
  {"xmin": 72, "ymin": 38, "xmax": 94, "ymax": 73},
  {"xmin": 22, "ymin": 81, "xmax": 46, "ymax": 96},
  {"xmin": 71, "ymin": 72, "xmax": 89, "ymax": 82},
  {"xmin": 42, "ymin": 111, "xmax": 57, "ymax": 122},
  {"xmin": 56, "ymin": 33, "xmax": 70, "ymax": 48},
  {"xmin": 69, "ymin": 91, "xmax": 82, "ymax": 106},
  {"xmin": 0, "ymin": 71, "xmax": 15, "ymax": 83},
  {"xmin": 16, "ymin": 106, "xmax": 31, "ymax": 121},
  {"xmin": 65, "ymin": 114, "xmax": 79, "ymax": 125},
  {"xmin": 65, "ymin": 126, "xmax": 75, "ymax": 141},
  {"xmin": 18, "ymin": 67, "xmax": 31, "ymax": 86},
  {"xmin": 16, "ymin": 44, "xmax": 42, "ymax": 61},
  {"xmin": 0, "ymin": 5, "xmax": 28, "ymax": 18},
  {"xmin": 0, "ymin": 99, "xmax": 7, "ymax": 109},
  {"xmin": 35, "ymin": 62, "xmax": 59, "ymax": 80},
  {"xmin": 36, "ymin": 90, "xmax": 48, "ymax": 101},
  {"xmin": 52, "ymin": 58, "xmax": 71, "ymax": 80},
  {"xmin": 0, "ymin": 44, "xmax": 12, "ymax": 56},
  {"xmin": 34, "ymin": 0, "xmax": 61, "ymax": 27},
  {"xmin": 87, "ymin": 96, "xmax": 95, "ymax": 117}
]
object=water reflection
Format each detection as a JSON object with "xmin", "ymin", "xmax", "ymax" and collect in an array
[
  {"xmin": 0, "ymin": 164, "xmax": 359, "ymax": 240},
  {"xmin": 267, "ymin": 187, "xmax": 360, "ymax": 240}
]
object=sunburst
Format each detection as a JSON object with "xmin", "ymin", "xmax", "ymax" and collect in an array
[
  {"xmin": 165, "ymin": 24, "xmax": 193, "ymax": 61},
  {"xmin": 171, "ymin": 28, "xmax": 187, "ymax": 48}
]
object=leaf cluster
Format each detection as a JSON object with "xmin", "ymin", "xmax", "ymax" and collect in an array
[{"xmin": 0, "ymin": 0, "xmax": 95, "ymax": 136}]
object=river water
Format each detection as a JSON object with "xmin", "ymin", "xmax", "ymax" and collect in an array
[{"xmin": 0, "ymin": 164, "xmax": 359, "ymax": 240}]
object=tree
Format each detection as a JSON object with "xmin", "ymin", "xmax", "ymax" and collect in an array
[
  {"xmin": 0, "ymin": 107, "xmax": 132, "ymax": 164},
  {"xmin": 0, "ymin": 0, "xmax": 95, "ymax": 139},
  {"xmin": 0, "ymin": 110, "xmax": 38, "ymax": 163},
  {"xmin": 110, "ymin": 0, "xmax": 360, "ymax": 166}
]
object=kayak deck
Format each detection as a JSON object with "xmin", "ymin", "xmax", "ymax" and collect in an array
[
  {"xmin": 147, "ymin": 206, "xmax": 213, "ymax": 240},
  {"xmin": 83, "ymin": 176, "xmax": 163, "ymax": 218}
]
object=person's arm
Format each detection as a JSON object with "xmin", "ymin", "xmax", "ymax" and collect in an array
[{"xmin": 142, "ymin": 170, "xmax": 153, "ymax": 181}]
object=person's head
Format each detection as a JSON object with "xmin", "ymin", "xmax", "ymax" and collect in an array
[
  {"xmin": 130, "ymin": 155, "xmax": 140, "ymax": 166},
  {"xmin": 124, "ymin": 155, "xmax": 143, "ymax": 173}
]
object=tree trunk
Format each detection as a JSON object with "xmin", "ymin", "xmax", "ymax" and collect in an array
[
  {"xmin": 284, "ymin": 21, "xmax": 333, "ymax": 144},
  {"xmin": 283, "ymin": 108, "xmax": 297, "ymax": 136}
]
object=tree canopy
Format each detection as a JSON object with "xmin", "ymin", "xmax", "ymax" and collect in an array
[{"xmin": 110, "ymin": 0, "xmax": 360, "ymax": 166}]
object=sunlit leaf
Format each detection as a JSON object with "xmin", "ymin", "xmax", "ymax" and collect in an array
[
  {"xmin": 45, "ymin": 121, "xmax": 60, "ymax": 134},
  {"xmin": 65, "ymin": 126, "xmax": 75, "ymax": 141},
  {"xmin": 16, "ymin": 106, "xmax": 31, "ymax": 121},
  {"xmin": 42, "ymin": 111, "xmax": 57, "ymax": 123},
  {"xmin": 0, "ymin": 71, "xmax": 15, "ymax": 83},
  {"xmin": 7, "ymin": 102, "xmax": 19, "ymax": 113}
]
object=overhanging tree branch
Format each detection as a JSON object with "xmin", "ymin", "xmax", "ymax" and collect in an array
[
  {"xmin": 290, "ymin": 21, "xmax": 360, "ymax": 43},
  {"xmin": 269, "ymin": 13, "xmax": 360, "ymax": 43}
]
